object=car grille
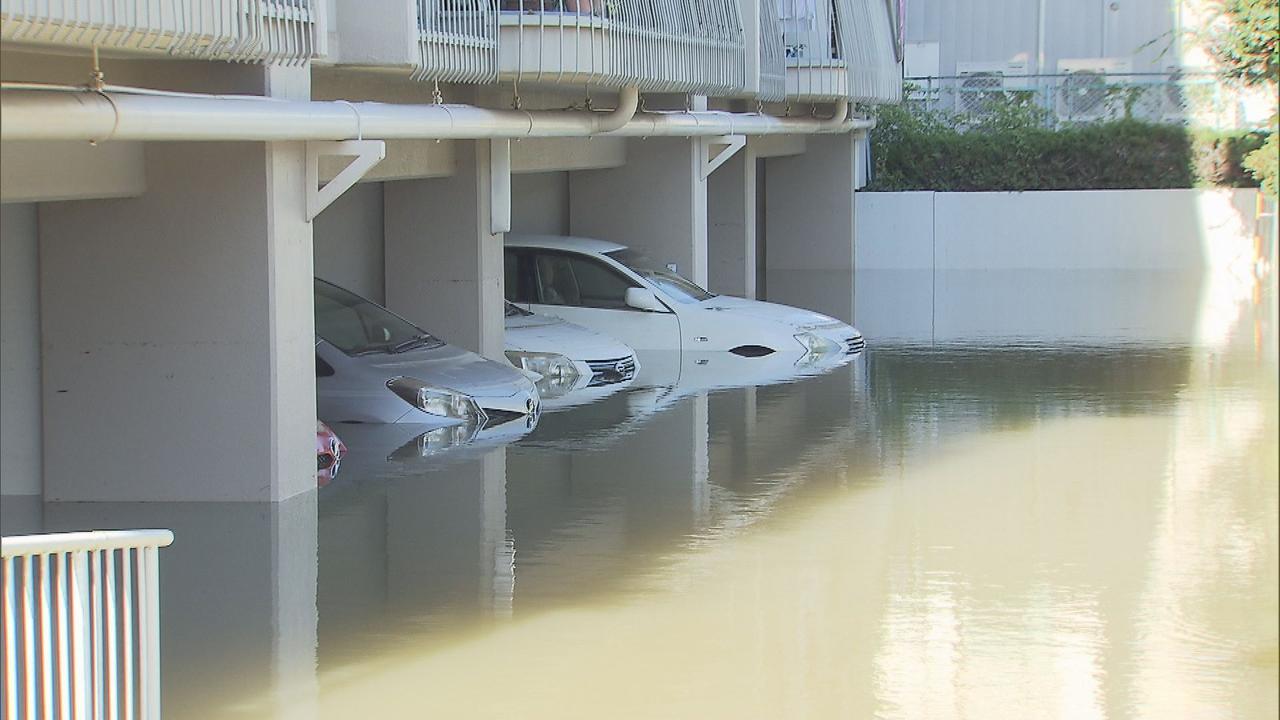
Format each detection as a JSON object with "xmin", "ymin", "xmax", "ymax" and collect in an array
[
  {"xmin": 845, "ymin": 335, "xmax": 866, "ymax": 355},
  {"xmin": 585, "ymin": 356, "xmax": 638, "ymax": 387},
  {"xmin": 482, "ymin": 409, "xmax": 526, "ymax": 429}
]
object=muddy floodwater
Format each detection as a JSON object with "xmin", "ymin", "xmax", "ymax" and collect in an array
[{"xmin": 15, "ymin": 270, "xmax": 1277, "ymax": 719}]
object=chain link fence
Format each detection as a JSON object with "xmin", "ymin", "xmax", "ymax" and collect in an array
[{"xmin": 905, "ymin": 72, "xmax": 1266, "ymax": 131}]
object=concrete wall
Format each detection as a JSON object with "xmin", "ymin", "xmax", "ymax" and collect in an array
[
  {"xmin": 38, "ymin": 142, "xmax": 317, "ymax": 502},
  {"xmin": 708, "ymin": 150, "xmax": 756, "ymax": 298},
  {"xmin": 511, "ymin": 172, "xmax": 570, "ymax": 235},
  {"xmin": 314, "ymin": 182, "xmax": 386, "ymax": 303},
  {"xmin": 384, "ymin": 141, "xmax": 506, "ymax": 359},
  {"xmin": 855, "ymin": 189, "xmax": 1261, "ymax": 271},
  {"xmin": 569, "ymin": 138, "xmax": 708, "ymax": 286},
  {"xmin": 1, "ymin": 203, "xmax": 42, "ymax": 496},
  {"xmin": 853, "ymin": 188, "xmax": 1267, "ymax": 344}
]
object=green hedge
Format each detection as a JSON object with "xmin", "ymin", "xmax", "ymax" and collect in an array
[{"xmin": 866, "ymin": 103, "xmax": 1270, "ymax": 192}]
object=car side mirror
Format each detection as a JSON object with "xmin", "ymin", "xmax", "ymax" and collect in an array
[{"xmin": 625, "ymin": 287, "xmax": 666, "ymax": 312}]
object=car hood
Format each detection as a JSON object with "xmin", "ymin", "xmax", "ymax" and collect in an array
[
  {"xmin": 695, "ymin": 296, "xmax": 851, "ymax": 332},
  {"xmin": 505, "ymin": 313, "xmax": 635, "ymax": 361},
  {"xmin": 364, "ymin": 342, "xmax": 529, "ymax": 398}
]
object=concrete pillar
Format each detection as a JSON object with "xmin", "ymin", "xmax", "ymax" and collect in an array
[
  {"xmin": 37, "ymin": 136, "xmax": 315, "ymax": 502},
  {"xmin": 43, "ymin": 496, "xmax": 319, "ymax": 718},
  {"xmin": 384, "ymin": 140, "xmax": 506, "ymax": 360},
  {"xmin": 1, "ymin": 202, "xmax": 42, "ymax": 497},
  {"xmin": 569, "ymin": 138, "xmax": 709, "ymax": 287},
  {"xmin": 707, "ymin": 147, "xmax": 757, "ymax": 298},
  {"xmin": 763, "ymin": 132, "xmax": 862, "ymax": 322}
]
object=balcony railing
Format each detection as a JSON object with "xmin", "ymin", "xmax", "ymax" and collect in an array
[
  {"xmin": 2, "ymin": 530, "xmax": 175, "ymax": 720},
  {"xmin": 495, "ymin": 0, "xmax": 745, "ymax": 95},
  {"xmin": 780, "ymin": 0, "xmax": 899, "ymax": 102},
  {"xmin": 0, "ymin": 0, "xmax": 321, "ymax": 64},
  {"xmin": 416, "ymin": 0, "xmax": 500, "ymax": 83},
  {"xmin": 757, "ymin": 0, "xmax": 786, "ymax": 101}
]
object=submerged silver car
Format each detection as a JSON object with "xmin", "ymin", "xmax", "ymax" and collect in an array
[{"xmin": 314, "ymin": 279, "xmax": 540, "ymax": 430}]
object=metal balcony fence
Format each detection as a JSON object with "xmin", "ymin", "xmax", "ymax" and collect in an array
[
  {"xmin": 417, "ymin": 0, "xmax": 500, "ymax": 83},
  {"xmin": 905, "ymin": 72, "xmax": 1262, "ymax": 131},
  {"xmin": 495, "ymin": 0, "xmax": 745, "ymax": 95},
  {"xmin": 757, "ymin": 0, "xmax": 786, "ymax": 101},
  {"xmin": 780, "ymin": 0, "xmax": 899, "ymax": 102},
  {"xmin": 2, "ymin": 530, "xmax": 175, "ymax": 720}
]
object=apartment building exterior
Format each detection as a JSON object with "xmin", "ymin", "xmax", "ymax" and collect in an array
[{"xmin": 0, "ymin": 0, "xmax": 902, "ymax": 505}]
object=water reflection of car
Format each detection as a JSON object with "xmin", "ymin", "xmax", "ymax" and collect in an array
[
  {"xmin": 314, "ymin": 279, "xmax": 540, "ymax": 430},
  {"xmin": 505, "ymin": 234, "xmax": 865, "ymax": 357},
  {"xmin": 504, "ymin": 302, "xmax": 638, "ymax": 402},
  {"xmin": 325, "ymin": 416, "xmax": 536, "ymax": 482}
]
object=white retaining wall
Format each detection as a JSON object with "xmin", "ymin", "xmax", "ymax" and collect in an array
[{"xmin": 856, "ymin": 189, "xmax": 1263, "ymax": 271}]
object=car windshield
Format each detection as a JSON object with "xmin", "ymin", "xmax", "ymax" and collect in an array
[
  {"xmin": 314, "ymin": 279, "xmax": 442, "ymax": 355},
  {"xmin": 505, "ymin": 302, "xmax": 532, "ymax": 318},
  {"xmin": 606, "ymin": 248, "xmax": 715, "ymax": 304}
]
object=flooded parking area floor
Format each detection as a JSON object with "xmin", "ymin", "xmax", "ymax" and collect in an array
[{"xmin": 14, "ymin": 271, "xmax": 1278, "ymax": 719}]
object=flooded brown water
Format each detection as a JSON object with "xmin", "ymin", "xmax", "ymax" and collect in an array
[{"xmin": 17, "ymin": 270, "xmax": 1277, "ymax": 719}]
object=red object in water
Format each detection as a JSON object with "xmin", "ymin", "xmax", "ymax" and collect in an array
[{"xmin": 316, "ymin": 421, "xmax": 348, "ymax": 486}]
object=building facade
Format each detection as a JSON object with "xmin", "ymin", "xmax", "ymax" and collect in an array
[{"xmin": 0, "ymin": 0, "xmax": 902, "ymax": 504}]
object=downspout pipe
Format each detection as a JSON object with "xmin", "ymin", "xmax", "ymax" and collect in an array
[{"xmin": 0, "ymin": 87, "xmax": 865, "ymax": 142}]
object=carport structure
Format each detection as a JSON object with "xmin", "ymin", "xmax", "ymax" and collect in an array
[{"xmin": 0, "ymin": 0, "xmax": 901, "ymax": 504}]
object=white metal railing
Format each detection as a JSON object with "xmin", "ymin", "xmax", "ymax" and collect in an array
[
  {"xmin": 416, "ymin": 0, "xmax": 500, "ymax": 83},
  {"xmin": 495, "ymin": 0, "xmax": 745, "ymax": 95},
  {"xmin": 2, "ymin": 530, "xmax": 174, "ymax": 720},
  {"xmin": 779, "ymin": 0, "xmax": 899, "ymax": 101},
  {"xmin": 0, "ymin": 0, "xmax": 319, "ymax": 64},
  {"xmin": 757, "ymin": 0, "xmax": 786, "ymax": 101}
]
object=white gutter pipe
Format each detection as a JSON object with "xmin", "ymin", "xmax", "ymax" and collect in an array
[{"xmin": 0, "ymin": 87, "xmax": 866, "ymax": 142}]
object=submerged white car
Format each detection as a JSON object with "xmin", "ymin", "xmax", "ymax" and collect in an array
[
  {"xmin": 503, "ymin": 302, "xmax": 638, "ymax": 400},
  {"xmin": 315, "ymin": 279, "xmax": 540, "ymax": 428},
  {"xmin": 505, "ymin": 235, "xmax": 866, "ymax": 357}
]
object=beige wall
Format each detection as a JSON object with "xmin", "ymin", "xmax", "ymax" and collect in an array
[
  {"xmin": 1, "ymin": 142, "xmax": 146, "ymax": 204},
  {"xmin": 511, "ymin": 172, "xmax": 570, "ymax": 236}
]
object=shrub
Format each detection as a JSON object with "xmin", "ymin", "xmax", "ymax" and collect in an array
[{"xmin": 865, "ymin": 99, "xmax": 1271, "ymax": 192}]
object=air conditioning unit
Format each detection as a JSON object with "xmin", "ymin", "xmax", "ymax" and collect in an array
[
  {"xmin": 954, "ymin": 60, "xmax": 1030, "ymax": 115},
  {"xmin": 1056, "ymin": 58, "xmax": 1133, "ymax": 121}
]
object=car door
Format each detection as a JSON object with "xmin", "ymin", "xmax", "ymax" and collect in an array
[{"xmin": 510, "ymin": 249, "xmax": 681, "ymax": 351}]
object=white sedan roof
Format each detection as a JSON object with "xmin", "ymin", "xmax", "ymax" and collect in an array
[{"xmin": 505, "ymin": 234, "xmax": 627, "ymax": 256}]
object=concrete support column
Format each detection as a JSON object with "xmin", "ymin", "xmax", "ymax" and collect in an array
[
  {"xmin": 763, "ymin": 132, "xmax": 861, "ymax": 323},
  {"xmin": 707, "ymin": 147, "xmax": 757, "ymax": 298},
  {"xmin": 569, "ymin": 138, "xmax": 709, "ymax": 286},
  {"xmin": 1, "ymin": 202, "xmax": 42, "ymax": 497},
  {"xmin": 384, "ymin": 140, "xmax": 505, "ymax": 359},
  {"xmin": 37, "ymin": 139, "xmax": 315, "ymax": 502}
]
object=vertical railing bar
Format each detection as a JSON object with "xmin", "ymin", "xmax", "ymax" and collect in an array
[
  {"xmin": 122, "ymin": 548, "xmax": 135, "ymax": 720},
  {"xmin": 3, "ymin": 557, "xmax": 17, "ymax": 720},
  {"xmin": 23, "ymin": 556, "xmax": 36, "ymax": 720},
  {"xmin": 106, "ymin": 549, "xmax": 120, "ymax": 720},
  {"xmin": 144, "ymin": 546, "xmax": 161, "ymax": 719},
  {"xmin": 92, "ymin": 549, "xmax": 105, "ymax": 720},
  {"xmin": 40, "ymin": 554, "xmax": 54, "ymax": 718},
  {"xmin": 56, "ymin": 554, "xmax": 71, "ymax": 720},
  {"xmin": 71, "ymin": 550, "xmax": 89, "ymax": 720}
]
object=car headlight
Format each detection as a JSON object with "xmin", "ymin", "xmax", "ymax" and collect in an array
[
  {"xmin": 385, "ymin": 377, "xmax": 486, "ymax": 424},
  {"xmin": 794, "ymin": 332, "xmax": 842, "ymax": 355},
  {"xmin": 505, "ymin": 351, "xmax": 581, "ymax": 384}
]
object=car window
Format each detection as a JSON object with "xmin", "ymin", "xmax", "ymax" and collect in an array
[
  {"xmin": 532, "ymin": 252, "xmax": 638, "ymax": 309},
  {"xmin": 566, "ymin": 256, "xmax": 635, "ymax": 309},
  {"xmin": 606, "ymin": 248, "xmax": 715, "ymax": 304},
  {"xmin": 534, "ymin": 254, "xmax": 580, "ymax": 306},
  {"xmin": 505, "ymin": 252, "xmax": 539, "ymax": 304},
  {"xmin": 314, "ymin": 279, "xmax": 441, "ymax": 356}
]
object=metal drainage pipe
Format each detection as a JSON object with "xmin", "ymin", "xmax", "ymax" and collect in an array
[{"xmin": 0, "ymin": 86, "xmax": 866, "ymax": 142}]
